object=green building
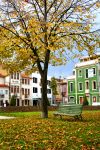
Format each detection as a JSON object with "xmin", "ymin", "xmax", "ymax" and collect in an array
[{"xmin": 67, "ymin": 53, "xmax": 100, "ymax": 105}]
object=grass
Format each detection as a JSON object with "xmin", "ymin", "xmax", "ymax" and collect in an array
[{"xmin": 0, "ymin": 110, "xmax": 100, "ymax": 150}]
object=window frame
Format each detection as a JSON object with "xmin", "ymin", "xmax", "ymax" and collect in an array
[
  {"xmin": 92, "ymin": 81, "xmax": 97, "ymax": 90},
  {"xmin": 33, "ymin": 77, "xmax": 37, "ymax": 83},
  {"xmin": 78, "ymin": 82, "xmax": 83, "ymax": 91},
  {"xmin": 33, "ymin": 87, "xmax": 38, "ymax": 93},
  {"xmin": 85, "ymin": 81, "xmax": 89, "ymax": 89},
  {"xmin": 78, "ymin": 69, "xmax": 82, "ymax": 77},
  {"xmin": 85, "ymin": 68, "xmax": 88, "ymax": 78},
  {"xmin": 93, "ymin": 67, "xmax": 96, "ymax": 75},
  {"xmin": 70, "ymin": 82, "xmax": 73, "ymax": 92}
]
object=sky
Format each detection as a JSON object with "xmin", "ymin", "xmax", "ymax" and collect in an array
[{"xmin": 48, "ymin": 11, "xmax": 100, "ymax": 78}]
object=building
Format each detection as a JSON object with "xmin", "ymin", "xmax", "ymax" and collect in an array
[
  {"xmin": 67, "ymin": 53, "xmax": 100, "ymax": 105},
  {"xmin": 0, "ymin": 71, "xmax": 32, "ymax": 107},
  {"xmin": 0, "ymin": 66, "xmax": 53, "ymax": 106},
  {"xmin": 0, "ymin": 73, "xmax": 9, "ymax": 107},
  {"xmin": 30, "ymin": 72, "xmax": 52, "ymax": 106},
  {"xmin": 55, "ymin": 78, "xmax": 68, "ymax": 104}
]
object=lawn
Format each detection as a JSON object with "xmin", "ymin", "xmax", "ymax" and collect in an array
[{"xmin": 0, "ymin": 110, "xmax": 100, "ymax": 150}]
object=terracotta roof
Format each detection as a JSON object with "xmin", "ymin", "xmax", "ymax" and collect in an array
[
  {"xmin": 21, "ymin": 74, "xmax": 32, "ymax": 79},
  {"xmin": 0, "ymin": 73, "xmax": 6, "ymax": 78},
  {"xmin": 0, "ymin": 84, "xmax": 9, "ymax": 88}
]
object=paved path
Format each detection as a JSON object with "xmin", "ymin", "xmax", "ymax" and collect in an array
[{"xmin": 0, "ymin": 116, "xmax": 15, "ymax": 119}]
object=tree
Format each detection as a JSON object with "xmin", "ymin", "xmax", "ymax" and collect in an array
[
  {"xmin": 0, "ymin": 0, "xmax": 99, "ymax": 118},
  {"xmin": 83, "ymin": 96, "xmax": 89, "ymax": 106},
  {"xmin": 10, "ymin": 95, "xmax": 16, "ymax": 106},
  {"xmin": 50, "ymin": 77, "xmax": 58, "ymax": 104},
  {"xmin": 50, "ymin": 77, "xmax": 58, "ymax": 95}
]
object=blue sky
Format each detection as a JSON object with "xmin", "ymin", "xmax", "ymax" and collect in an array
[{"xmin": 48, "ymin": 58, "xmax": 78, "ymax": 78}]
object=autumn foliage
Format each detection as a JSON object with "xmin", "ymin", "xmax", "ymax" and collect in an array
[{"xmin": 0, "ymin": 111, "xmax": 100, "ymax": 150}]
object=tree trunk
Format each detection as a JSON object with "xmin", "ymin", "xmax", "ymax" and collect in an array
[{"xmin": 41, "ymin": 71, "xmax": 48, "ymax": 118}]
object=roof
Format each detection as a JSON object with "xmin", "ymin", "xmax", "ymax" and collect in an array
[
  {"xmin": 75, "ymin": 59, "xmax": 98, "ymax": 68},
  {"xmin": 21, "ymin": 74, "xmax": 32, "ymax": 79},
  {"xmin": 0, "ymin": 73, "xmax": 6, "ymax": 78},
  {"xmin": 0, "ymin": 84, "xmax": 9, "ymax": 88}
]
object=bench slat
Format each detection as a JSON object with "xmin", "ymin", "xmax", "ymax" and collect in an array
[{"xmin": 54, "ymin": 104, "xmax": 83, "ymax": 120}]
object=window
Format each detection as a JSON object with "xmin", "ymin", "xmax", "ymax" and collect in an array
[
  {"xmin": 86, "ymin": 69, "xmax": 88, "ymax": 78},
  {"xmin": 22, "ymin": 88, "xmax": 24, "ymax": 95},
  {"xmin": 17, "ymin": 86, "xmax": 19, "ymax": 93},
  {"xmin": 86, "ymin": 81, "xmax": 89, "ymax": 89},
  {"xmin": 33, "ymin": 87, "xmax": 38, "ymax": 93},
  {"xmin": 79, "ymin": 83, "xmax": 83, "ymax": 91},
  {"xmin": 47, "ymin": 89, "xmax": 51, "ymax": 94},
  {"xmin": 0, "ymin": 100, "xmax": 3, "ymax": 106},
  {"xmin": 28, "ymin": 79, "xmax": 30, "ymax": 85},
  {"xmin": 11, "ymin": 86, "xmax": 13, "ymax": 93},
  {"xmin": 33, "ymin": 77, "xmax": 37, "ymax": 83},
  {"xmin": 25, "ymin": 79, "xmax": 27, "ymax": 84},
  {"xmin": 79, "ymin": 97, "xmax": 84, "ymax": 104},
  {"xmin": 5, "ymin": 90, "xmax": 8, "ymax": 95},
  {"xmin": 73, "ymin": 70, "xmax": 75, "ymax": 75},
  {"xmin": 93, "ymin": 68, "xmax": 96, "ymax": 75},
  {"xmin": 22, "ymin": 79, "xmax": 24, "ymax": 84},
  {"xmin": 14, "ymin": 73, "xmax": 16, "ymax": 79},
  {"xmin": 69, "ymin": 96, "xmax": 74, "ymax": 103},
  {"xmin": 78, "ymin": 70, "xmax": 82, "ymax": 77},
  {"xmin": 14, "ymin": 86, "xmax": 17, "ymax": 93},
  {"xmin": 17, "ymin": 73, "xmax": 19, "ymax": 79},
  {"xmin": 11, "ymin": 74, "xmax": 13, "ymax": 79},
  {"xmin": 28, "ymin": 89, "xmax": 30, "ymax": 95},
  {"xmin": 92, "ymin": 81, "xmax": 96, "ymax": 90},
  {"xmin": 47, "ymin": 80, "xmax": 51, "ymax": 86},
  {"xmin": 25, "ymin": 89, "xmax": 27, "ymax": 95},
  {"xmin": 70, "ymin": 83, "xmax": 73, "ymax": 92},
  {"xmin": 93, "ymin": 96, "xmax": 96, "ymax": 102}
]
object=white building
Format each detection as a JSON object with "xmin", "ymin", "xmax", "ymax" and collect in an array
[
  {"xmin": 0, "ymin": 67, "xmax": 53, "ymax": 107},
  {"xmin": 30, "ymin": 72, "xmax": 53, "ymax": 106},
  {"xmin": 0, "ymin": 74, "xmax": 9, "ymax": 107}
]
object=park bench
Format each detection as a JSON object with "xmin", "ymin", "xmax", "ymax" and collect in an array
[{"xmin": 54, "ymin": 104, "xmax": 83, "ymax": 120}]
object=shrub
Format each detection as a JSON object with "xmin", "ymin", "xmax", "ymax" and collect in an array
[
  {"xmin": 10, "ymin": 95, "xmax": 16, "ymax": 106},
  {"xmin": 83, "ymin": 96, "xmax": 89, "ymax": 106}
]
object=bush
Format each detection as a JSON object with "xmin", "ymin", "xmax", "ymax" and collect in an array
[
  {"xmin": 83, "ymin": 96, "xmax": 89, "ymax": 106},
  {"xmin": 10, "ymin": 95, "xmax": 16, "ymax": 106}
]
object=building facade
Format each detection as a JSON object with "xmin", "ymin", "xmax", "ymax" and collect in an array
[
  {"xmin": 30, "ymin": 72, "xmax": 53, "ymax": 106},
  {"xmin": 55, "ymin": 78, "xmax": 68, "ymax": 104},
  {"xmin": 0, "ymin": 67, "xmax": 53, "ymax": 107},
  {"xmin": 67, "ymin": 54, "xmax": 100, "ymax": 105}
]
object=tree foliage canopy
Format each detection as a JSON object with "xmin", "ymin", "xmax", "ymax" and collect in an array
[{"xmin": 0, "ymin": 0, "xmax": 99, "ymax": 73}]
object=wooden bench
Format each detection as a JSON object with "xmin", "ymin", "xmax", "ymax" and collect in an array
[{"xmin": 54, "ymin": 104, "xmax": 83, "ymax": 120}]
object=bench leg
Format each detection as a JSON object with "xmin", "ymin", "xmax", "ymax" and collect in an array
[
  {"xmin": 79, "ymin": 114, "xmax": 82, "ymax": 121},
  {"xmin": 74, "ymin": 115, "xmax": 79, "ymax": 120},
  {"xmin": 74, "ymin": 115, "xmax": 82, "ymax": 121},
  {"xmin": 60, "ymin": 115, "xmax": 62, "ymax": 119}
]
